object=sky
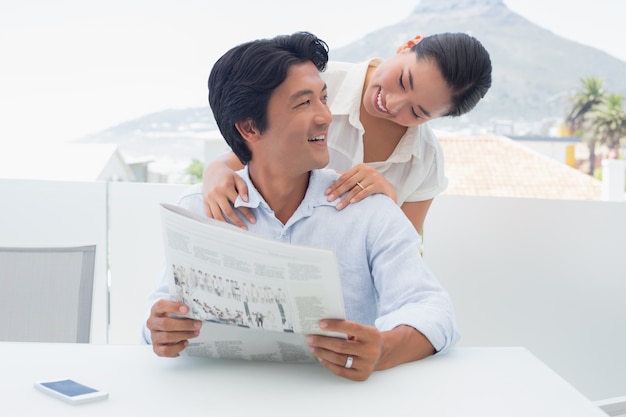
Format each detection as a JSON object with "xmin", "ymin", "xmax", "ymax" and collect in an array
[{"xmin": 1, "ymin": 0, "xmax": 625, "ymax": 148}]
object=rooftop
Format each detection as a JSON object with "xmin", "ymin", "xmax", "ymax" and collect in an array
[{"xmin": 439, "ymin": 135, "xmax": 612, "ymax": 201}]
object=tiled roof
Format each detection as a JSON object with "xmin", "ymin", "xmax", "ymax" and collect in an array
[{"xmin": 438, "ymin": 135, "xmax": 609, "ymax": 201}]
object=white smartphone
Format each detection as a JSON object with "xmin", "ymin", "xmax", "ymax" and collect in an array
[{"xmin": 34, "ymin": 379, "xmax": 108, "ymax": 405}]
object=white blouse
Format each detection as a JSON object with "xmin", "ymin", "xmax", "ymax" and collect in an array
[{"xmin": 322, "ymin": 59, "xmax": 448, "ymax": 205}]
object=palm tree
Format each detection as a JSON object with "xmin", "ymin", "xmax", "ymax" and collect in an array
[
  {"xmin": 565, "ymin": 77, "xmax": 606, "ymax": 174},
  {"xmin": 588, "ymin": 93, "xmax": 626, "ymax": 160}
]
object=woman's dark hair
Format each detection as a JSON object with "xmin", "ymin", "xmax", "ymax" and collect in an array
[
  {"xmin": 412, "ymin": 32, "xmax": 492, "ymax": 117},
  {"xmin": 208, "ymin": 32, "xmax": 329, "ymax": 164}
]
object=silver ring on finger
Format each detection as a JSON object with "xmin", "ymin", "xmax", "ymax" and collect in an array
[{"xmin": 344, "ymin": 355, "xmax": 354, "ymax": 369}]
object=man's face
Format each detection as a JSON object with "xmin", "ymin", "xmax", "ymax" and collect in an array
[{"xmin": 255, "ymin": 62, "xmax": 331, "ymax": 175}]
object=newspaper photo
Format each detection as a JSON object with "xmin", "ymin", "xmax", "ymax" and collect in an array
[{"xmin": 160, "ymin": 203, "xmax": 346, "ymax": 363}]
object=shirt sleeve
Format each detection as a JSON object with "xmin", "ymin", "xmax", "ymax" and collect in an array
[{"xmin": 367, "ymin": 198, "xmax": 460, "ymax": 353}]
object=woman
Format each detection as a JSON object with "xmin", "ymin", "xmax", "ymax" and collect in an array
[{"xmin": 201, "ymin": 32, "xmax": 491, "ymax": 234}]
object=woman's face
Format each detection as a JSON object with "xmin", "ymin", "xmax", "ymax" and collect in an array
[{"xmin": 362, "ymin": 51, "xmax": 452, "ymax": 128}]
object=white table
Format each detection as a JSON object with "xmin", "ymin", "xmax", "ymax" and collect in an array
[{"xmin": 0, "ymin": 342, "xmax": 606, "ymax": 416}]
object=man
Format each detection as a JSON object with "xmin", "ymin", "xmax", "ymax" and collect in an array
[{"xmin": 145, "ymin": 32, "xmax": 459, "ymax": 381}]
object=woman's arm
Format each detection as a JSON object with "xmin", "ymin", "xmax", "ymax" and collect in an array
[
  {"xmin": 202, "ymin": 151, "xmax": 253, "ymax": 229},
  {"xmin": 400, "ymin": 199, "xmax": 433, "ymax": 236}
]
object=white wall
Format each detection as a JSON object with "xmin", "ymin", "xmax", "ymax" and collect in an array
[
  {"xmin": 0, "ymin": 179, "xmax": 109, "ymax": 343},
  {"xmin": 107, "ymin": 182, "xmax": 188, "ymax": 344},
  {"xmin": 424, "ymin": 195, "xmax": 626, "ymax": 401}
]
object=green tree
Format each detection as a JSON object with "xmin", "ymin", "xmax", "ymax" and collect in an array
[
  {"xmin": 186, "ymin": 159, "xmax": 204, "ymax": 184},
  {"xmin": 565, "ymin": 77, "xmax": 606, "ymax": 175},
  {"xmin": 588, "ymin": 93, "xmax": 626, "ymax": 160}
]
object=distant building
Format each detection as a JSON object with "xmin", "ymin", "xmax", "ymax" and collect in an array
[
  {"xmin": 508, "ymin": 136, "xmax": 581, "ymax": 166},
  {"xmin": 126, "ymin": 158, "xmax": 154, "ymax": 182},
  {"xmin": 203, "ymin": 130, "xmax": 231, "ymax": 165},
  {"xmin": 0, "ymin": 143, "xmax": 134, "ymax": 182}
]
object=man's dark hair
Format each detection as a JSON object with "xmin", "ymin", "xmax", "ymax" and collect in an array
[{"xmin": 208, "ymin": 31, "xmax": 329, "ymax": 164}]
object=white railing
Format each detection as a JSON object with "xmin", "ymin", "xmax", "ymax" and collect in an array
[
  {"xmin": 1, "ymin": 178, "xmax": 624, "ymax": 402},
  {"xmin": 424, "ymin": 194, "xmax": 626, "ymax": 402}
]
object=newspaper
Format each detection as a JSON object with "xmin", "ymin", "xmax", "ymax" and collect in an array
[{"xmin": 160, "ymin": 203, "xmax": 346, "ymax": 363}]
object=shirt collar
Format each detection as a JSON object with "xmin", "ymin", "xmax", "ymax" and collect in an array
[
  {"xmin": 330, "ymin": 58, "xmax": 382, "ymax": 118},
  {"xmin": 387, "ymin": 125, "xmax": 423, "ymax": 163},
  {"xmin": 234, "ymin": 166, "xmax": 339, "ymax": 219}
]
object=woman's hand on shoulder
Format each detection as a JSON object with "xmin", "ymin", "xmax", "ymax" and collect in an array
[
  {"xmin": 202, "ymin": 159, "xmax": 254, "ymax": 229},
  {"xmin": 325, "ymin": 163, "xmax": 397, "ymax": 209}
]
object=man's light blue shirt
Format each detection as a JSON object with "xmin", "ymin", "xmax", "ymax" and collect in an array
[{"xmin": 145, "ymin": 167, "xmax": 459, "ymax": 353}]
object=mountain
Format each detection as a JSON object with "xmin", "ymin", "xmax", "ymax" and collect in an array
[
  {"xmin": 330, "ymin": 0, "xmax": 626, "ymax": 131},
  {"xmin": 79, "ymin": 0, "xmax": 626, "ymax": 173},
  {"xmin": 77, "ymin": 106, "xmax": 217, "ymax": 179}
]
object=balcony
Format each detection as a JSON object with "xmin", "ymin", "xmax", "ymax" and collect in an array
[{"xmin": 1, "ymin": 162, "xmax": 625, "ymax": 404}]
